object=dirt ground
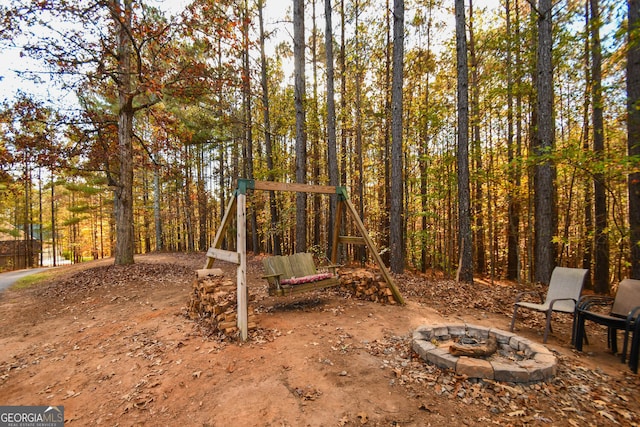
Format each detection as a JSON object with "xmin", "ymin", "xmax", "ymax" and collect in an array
[{"xmin": 0, "ymin": 252, "xmax": 638, "ymax": 426}]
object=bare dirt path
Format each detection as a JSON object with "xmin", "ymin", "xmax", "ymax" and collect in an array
[{"xmin": 0, "ymin": 252, "xmax": 638, "ymax": 426}]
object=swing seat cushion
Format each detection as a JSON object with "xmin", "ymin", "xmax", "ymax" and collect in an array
[
  {"xmin": 262, "ymin": 253, "xmax": 341, "ymax": 296},
  {"xmin": 281, "ymin": 272, "xmax": 333, "ymax": 286}
]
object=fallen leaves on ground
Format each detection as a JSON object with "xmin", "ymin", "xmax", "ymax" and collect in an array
[
  {"xmin": 361, "ymin": 332, "xmax": 639, "ymax": 426},
  {"xmin": 3, "ymin": 255, "xmax": 639, "ymax": 427}
]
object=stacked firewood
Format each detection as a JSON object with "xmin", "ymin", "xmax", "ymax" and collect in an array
[
  {"xmin": 187, "ymin": 269, "xmax": 257, "ymax": 335},
  {"xmin": 339, "ymin": 268, "xmax": 396, "ymax": 304}
]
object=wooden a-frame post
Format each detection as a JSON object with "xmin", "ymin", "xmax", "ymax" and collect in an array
[{"xmin": 205, "ymin": 179, "xmax": 404, "ymax": 341}]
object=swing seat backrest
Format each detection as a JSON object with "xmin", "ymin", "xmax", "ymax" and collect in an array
[
  {"xmin": 290, "ymin": 253, "xmax": 318, "ymax": 277},
  {"xmin": 263, "ymin": 255, "xmax": 295, "ymax": 279},
  {"xmin": 262, "ymin": 253, "xmax": 339, "ymax": 296},
  {"xmin": 263, "ymin": 253, "xmax": 319, "ymax": 281}
]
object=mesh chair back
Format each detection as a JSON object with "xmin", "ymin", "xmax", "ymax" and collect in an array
[
  {"xmin": 544, "ymin": 267, "xmax": 588, "ymax": 312},
  {"xmin": 611, "ymin": 279, "xmax": 640, "ymax": 319}
]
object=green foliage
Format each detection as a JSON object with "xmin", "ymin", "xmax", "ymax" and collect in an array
[{"xmin": 10, "ymin": 271, "xmax": 53, "ymax": 290}]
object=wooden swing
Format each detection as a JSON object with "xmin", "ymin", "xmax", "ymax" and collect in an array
[
  {"xmin": 262, "ymin": 252, "xmax": 341, "ymax": 297},
  {"xmin": 203, "ymin": 179, "xmax": 404, "ymax": 340}
]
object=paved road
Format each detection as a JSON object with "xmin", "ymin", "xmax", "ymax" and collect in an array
[{"xmin": 0, "ymin": 268, "xmax": 51, "ymax": 292}]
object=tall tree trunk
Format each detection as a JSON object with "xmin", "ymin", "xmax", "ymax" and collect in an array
[
  {"xmin": 142, "ymin": 168, "xmax": 151, "ymax": 253},
  {"xmin": 506, "ymin": 0, "xmax": 521, "ymax": 281},
  {"xmin": 534, "ymin": 0, "xmax": 557, "ymax": 284},
  {"xmin": 114, "ymin": 0, "xmax": 135, "ymax": 266},
  {"xmin": 455, "ymin": 0, "xmax": 473, "ymax": 283},
  {"xmin": 517, "ymin": 0, "xmax": 528, "ymax": 281},
  {"xmin": 23, "ymin": 153, "xmax": 31, "ymax": 266},
  {"xmin": 468, "ymin": 0, "xmax": 486, "ymax": 274},
  {"xmin": 582, "ymin": 0, "xmax": 593, "ymax": 286},
  {"xmin": 153, "ymin": 164, "xmax": 163, "ymax": 251},
  {"xmin": 628, "ymin": 0, "xmax": 640, "ymax": 279},
  {"xmin": 38, "ymin": 168, "xmax": 43, "ymax": 266},
  {"xmin": 294, "ymin": 0, "xmax": 307, "ymax": 253},
  {"xmin": 591, "ymin": 0, "xmax": 609, "ymax": 292},
  {"xmin": 381, "ymin": 0, "xmax": 392, "ymax": 266},
  {"xmin": 526, "ymin": 5, "xmax": 538, "ymax": 282},
  {"xmin": 325, "ymin": 0, "xmax": 339, "ymax": 257},
  {"xmin": 242, "ymin": 0, "xmax": 259, "ymax": 254},
  {"xmin": 447, "ymin": 139, "xmax": 454, "ymax": 276},
  {"xmin": 354, "ymin": 0, "xmax": 365, "ymax": 263},
  {"xmin": 51, "ymin": 172, "xmax": 57, "ymax": 266},
  {"xmin": 196, "ymin": 145, "xmax": 207, "ymax": 251},
  {"xmin": 390, "ymin": 0, "xmax": 404, "ymax": 273},
  {"xmin": 420, "ymin": 3, "xmax": 433, "ymax": 274},
  {"xmin": 183, "ymin": 145, "xmax": 195, "ymax": 251},
  {"xmin": 71, "ymin": 191, "xmax": 78, "ymax": 263},
  {"xmin": 219, "ymin": 144, "xmax": 227, "ymax": 249},
  {"xmin": 258, "ymin": 1, "xmax": 281, "ymax": 255},
  {"xmin": 339, "ymin": 0, "xmax": 348, "ymax": 261},
  {"xmin": 311, "ymin": 0, "xmax": 321, "ymax": 248}
]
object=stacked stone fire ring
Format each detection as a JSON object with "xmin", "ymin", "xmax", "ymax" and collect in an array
[{"xmin": 412, "ymin": 323, "xmax": 557, "ymax": 383}]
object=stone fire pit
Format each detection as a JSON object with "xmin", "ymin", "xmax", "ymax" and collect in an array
[{"xmin": 412, "ymin": 323, "xmax": 557, "ymax": 383}]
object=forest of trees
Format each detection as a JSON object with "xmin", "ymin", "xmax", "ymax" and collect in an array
[{"xmin": 0, "ymin": 0, "xmax": 638, "ymax": 293}]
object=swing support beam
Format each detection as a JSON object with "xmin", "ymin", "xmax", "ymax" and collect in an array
[{"xmin": 205, "ymin": 179, "xmax": 404, "ymax": 340}]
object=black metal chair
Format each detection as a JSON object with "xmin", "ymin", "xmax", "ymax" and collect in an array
[{"xmin": 574, "ymin": 279, "xmax": 640, "ymax": 370}]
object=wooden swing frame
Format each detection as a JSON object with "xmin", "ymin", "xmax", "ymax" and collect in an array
[{"xmin": 204, "ymin": 178, "xmax": 404, "ymax": 340}]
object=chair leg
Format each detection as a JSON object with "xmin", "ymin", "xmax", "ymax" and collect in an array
[
  {"xmin": 609, "ymin": 327, "xmax": 619, "ymax": 355},
  {"xmin": 572, "ymin": 313, "xmax": 589, "ymax": 347},
  {"xmin": 509, "ymin": 305, "xmax": 519, "ymax": 332},
  {"xmin": 621, "ymin": 324, "xmax": 633, "ymax": 364},
  {"xmin": 574, "ymin": 313, "xmax": 585, "ymax": 350},
  {"xmin": 543, "ymin": 310, "xmax": 553, "ymax": 343},
  {"xmin": 630, "ymin": 322, "xmax": 639, "ymax": 374}
]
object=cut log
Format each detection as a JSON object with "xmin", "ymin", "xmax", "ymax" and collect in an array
[
  {"xmin": 338, "ymin": 268, "xmax": 398, "ymax": 304},
  {"xmin": 187, "ymin": 271, "xmax": 257, "ymax": 335},
  {"xmin": 449, "ymin": 334, "xmax": 497, "ymax": 358},
  {"xmin": 196, "ymin": 268, "xmax": 225, "ymax": 278}
]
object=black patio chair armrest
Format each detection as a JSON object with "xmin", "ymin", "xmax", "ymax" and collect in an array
[
  {"xmin": 620, "ymin": 306, "xmax": 640, "ymax": 364},
  {"xmin": 577, "ymin": 295, "xmax": 614, "ymax": 312},
  {"xmin": 626, "ymin": 306, "xmax": 640, "ymax": 325}
]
